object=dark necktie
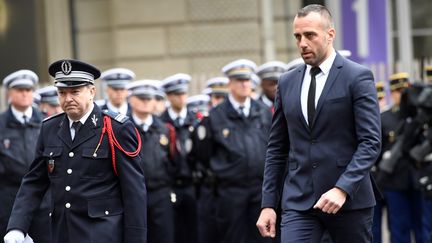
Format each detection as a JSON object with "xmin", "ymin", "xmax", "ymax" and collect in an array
[
  {"xmin": 22, "ymin": 115, "xmax": 27, "ymax": 125},
  {"xmin": 307, "ymin": 67, "xmax": 321, "ymax": 127},
  {"xmin": 238, "ymin": 105, "xmax": 245, "ymax": 118},
  {"xmin": 71, "ymin": 121, "xmax": 82, "ymax": 140}
]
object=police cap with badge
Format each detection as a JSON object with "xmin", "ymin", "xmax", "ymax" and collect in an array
[
  {"xmin": 425, "ymin": 66, "xmax": 432, "ymax": 83},
  {"xmin": 162, "ymin": 73, "xmax": 191, "ymax": 94},
  {"xmin": 205, "ymin": 77, "xmax": 229, "ymax": 96},
  {"xmin": 3, "ymin": 69, "xmax": 38, "ymax": 90},
  {"xmin": 256, "ymin": 61, "xmax": 288, "ymax": 81},
  {"xmin": 101, "ymin": 68, "xmax": 135, "ymax": 89},
  {"xmin": 127, "ymin": 79, "xmax": 160, "ymax": 99},
  {"xmin": 36, "ymin": 85, "xmax": 60, "ymax": 106},
  {"xmin": 187, "ymin": 94, "xmax": 210, "ymax": 113},
  {"xmin": 389, "ymin": 72, "xmax": 409, "ymax": 92},
  {"xmin": 222, "ymin": 59, "xmax": 257, "ymax": 80},
  {"xmin": 49, "ymin": 59, "xmax": 101, "ymax": 87},
  {"xmin": 375, "ymin": 81, "xmax": 385, "ymax": 100}
]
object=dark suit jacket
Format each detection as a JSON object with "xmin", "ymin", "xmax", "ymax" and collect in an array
[
  {"xmin": 261, "ymin": 53, "xmax": 381, "ymax": 211},
  {"xmin": 7, "ymin": 104, "xmax": 147, "ymax": 243}
]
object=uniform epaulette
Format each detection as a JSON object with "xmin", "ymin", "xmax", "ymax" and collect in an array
[
  {"xmin": 101, "ymin": 109, "xmax": 129, "ymax": 123},
  {"xmin": 43, "ymin": 112, "xmax": 65, "ymax": 122}
]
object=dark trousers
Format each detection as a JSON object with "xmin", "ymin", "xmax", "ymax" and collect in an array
[
  {"xmin": 281, "ymin": 207, "xmax": 374, "ymax": 243},
  {"xmin": 384, "ymin": 189, "xmax": 427, "ymax": 243},
  {"xmin": 197, "ymin": 186, "xmax": 219, "ymax": 243},
  {"xmin": 173, "ymin": 185, "xmax": 197, "ymax": 243},
  {"xmin": 215, "ymin": 185, "xmax": 274, "ymax": 243},
  {"xmin": 147, "ymin": 187, "xmax": 175, "ymax": 243},
  {"xmin": 423, "ymin": 198, "xmax": 432, "ymax": 242}
]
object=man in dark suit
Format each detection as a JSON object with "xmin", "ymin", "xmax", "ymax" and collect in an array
[
  {"xmin": 4, "ymin": 59, "xmax": 147, "ymax": 243},
  {"xmin": 256, "ymin": 4, "xmax": 381, "ymax": 243}
]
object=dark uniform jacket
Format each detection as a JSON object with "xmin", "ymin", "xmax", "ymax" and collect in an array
[
  {"xmin": 377, "ymin": 107, "xmax": 415, "ymax": 190},
  {"xmin": 7, "ymin": 104, "xmax": 147, "ymax": 243},
  {"xmin": 134, "ymin": 115, "xmax": 175, "ymax": 190},
  {"xmin": 192, "ymin": 99, "xmax": 272, "ymax": 186},
  {"xmin": 0, "ymin": 107, "xmax": 50, "ymax": 240},
  {"xmin": 160, "ymin": 110, "xmax": 197, "ymax": 183}
]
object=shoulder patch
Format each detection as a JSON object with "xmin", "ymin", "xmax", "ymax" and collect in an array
[
  {"xmin": 43, "ymin": 112, "xmax": 65, "ymax": 122},
  {"xmin": 102, "ymin": 109, "xmax": 129, "ymax": 123}
]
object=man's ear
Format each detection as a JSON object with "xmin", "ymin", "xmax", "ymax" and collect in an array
[{"xmin": 327, "ymin": 28, "xmax": 336, "ymax": 42}]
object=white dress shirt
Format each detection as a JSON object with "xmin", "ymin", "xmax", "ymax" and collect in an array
[
  {"xmin": 300, "ymin": 49, "xmax": 337, "ymax": 124},
  {"xmin": 228, "ymin": 94, "xmax": 251, "ymax": 117},
  {"xmin": 133, "ymin": 114, "xmax": 153, "ymax": 132},
  {"xmin": 168, "ymin": 107, "xmax": 187, "ymax": 126},
  {"xmin": 11, "ymin": 106, "xmax": 32, "ymax": 124}
]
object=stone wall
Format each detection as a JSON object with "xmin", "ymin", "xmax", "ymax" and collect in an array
[{"xmin": 73, "ymin": 0, "xmax": 301, "ymax": 95}]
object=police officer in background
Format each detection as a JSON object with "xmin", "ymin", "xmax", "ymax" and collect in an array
[
  {"xmin": 36, "ymin": 85, "xmax": 63, "ymax": 117},
  {"xmin": 205, "ymin": 77, "xmax": 229, "ymax": 107},
  {"xmin": 99, "ymin": 68, "xmax": 135, "ymax": 116},
  {"xmin": 256, "ymin": 61, "xmax": 288, "ymax": 113},
  {"xmin": 0, "ymin": 70, "xmax": 51, "ymax": 243},
  {"xmin": 160, "ymin": 73, "xmax": 197, "ymax": 243},
  {"xmin": 128, "ymin": 80, "xmax": 176, "ymax": 243},
  {"xmin": 377, "ymin": 72, "xmax": 427, "ymax": 243},
  {"xmin": 4, "ymin": 59, "xmax": 147, "ymax": 243},
  {"xmin": 191, "ymin": 59, "xmax": 273, "ymax": 243}
]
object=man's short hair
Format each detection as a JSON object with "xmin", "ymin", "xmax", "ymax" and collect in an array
[{"xmin": 296, "ymin": 4, "xmax": 333, "ymax": 28}]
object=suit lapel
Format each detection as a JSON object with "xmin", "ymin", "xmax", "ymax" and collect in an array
[
  {"xmin": 71, "ymin": 106, "xmax": 101, "ymax": 150},
  {"xmin": 294, "ymin": 65, "xmax": 310, "ymax": 131},
  {"xmin": 313, "ymin": 54, "xmax": 344, "ymax": 126},
  {"xmin": 57, "ymin": 115, "xmax": 72, "ymax": 148}
]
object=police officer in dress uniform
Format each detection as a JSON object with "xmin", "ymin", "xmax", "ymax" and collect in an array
[
  {"xmin": 36, "ymin": 85, "xmax": 63, "ymax": 117},
  {"xmin": 160, "ymin": 73, "xmax": 198, "ymax": 243},
  {"xmin": 0, "ymin": 70, "xmax": 51, "ymax": 243},
  {"xmin": 205, "ymin": 77, "xmax": 229, "ymax": 107},
  {"xmin": 128, "ymin": 80, "xmax": 176, "ymax": 243},
  {"xmin": 377, "ymin": 72, "xmax": 428, "ymax": 243},
  {"xmin": 256, "ymin": 61, "xmax": 288, "ymax": 113},
  {"xmin": 4, "ymin": 59, "xmax": 147, "ymax": 243},
  {"xmin": 99, "ymin": 68, "xmax": 135, "ymax": 116},
  {"xmin": 191, "ymin": 59, "xmax": 273, "ymax": 243}
]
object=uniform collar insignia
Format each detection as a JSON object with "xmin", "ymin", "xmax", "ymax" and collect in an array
[{"xmin": 91, "ymin": 114, "xmax": 98, "ymax": 127}]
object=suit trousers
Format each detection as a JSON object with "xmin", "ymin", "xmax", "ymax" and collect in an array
[{"xmin": 281, "ymin": 207, "xmax": 373, "ymax": 243}]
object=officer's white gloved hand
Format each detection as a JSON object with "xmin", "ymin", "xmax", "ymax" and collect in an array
[{"xmin": 4, "ymin": 230, "xmax": 25, "ymax": 243}]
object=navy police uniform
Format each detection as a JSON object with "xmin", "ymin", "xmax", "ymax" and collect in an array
[
  {"xmin": 160, "ymin": 73, "xmax": 198, "ymax": 243},
  {"xmin": 128, "ymin": 80, "xmax": 176, "ymax": 243},
  {"xmin": 192, "ymin": 59, "xmax": 273, "ymax": 243},
  {"xmin": 377, "ymin": 73, "xmax": 427, "ymax": 243},
  {"xmin": 6, "ymin": 60, "xmax": 147, "ymax": 243},
  {"xmin": 0, "ymin": 70, "xmax": 51, "ymax": 243}
]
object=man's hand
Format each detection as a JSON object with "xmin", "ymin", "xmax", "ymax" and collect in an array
[
  {"xmin": 313, "ymin": 187, "xmax": 347, "ymax": 214},
  {"xmin": 256, "ymin": 208, "xmax": 277, "ymax": 238},
  {"xmin": 4, "ymin": 230, "xmax": 25, "ymax": 243}
]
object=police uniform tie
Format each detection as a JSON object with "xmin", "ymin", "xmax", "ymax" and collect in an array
[
  {"xmin": 238, "ymin": 105, "xmax": 246, "ymax": 118},
  {"xmin": 307, "ymin": 67, "xmax": 321, "ymax": 127},
  {"xmin": 71, "ymin": 121, "xmax": 82, "ymax": 140},
  {"xmin": 22, "ymin": 115, "xmax": 27, "ymax": 125}
]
